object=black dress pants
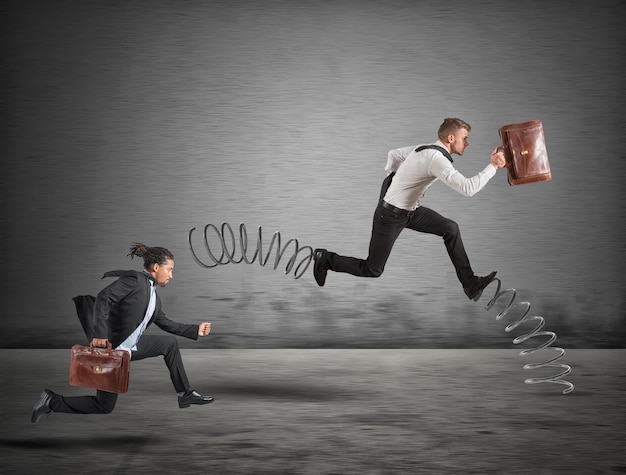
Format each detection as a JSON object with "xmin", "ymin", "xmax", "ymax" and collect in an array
[
  {"xmin": 327, "ymin": 200, "xmax": 475, "ymax": 288},
  {"xmin": 50, "ymin": 335, "xmax": 191, "ymax": 415}
]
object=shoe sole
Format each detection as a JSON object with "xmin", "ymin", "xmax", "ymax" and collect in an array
[
  {"xmin": 179, "ymin": 399, "xmax": 214, "ymax": 409},
  {"xmin": 471, "ymin": 289, "xmax": 484, "ymax": 302},
  {"xmin": 467, "ymin": 273, "xmax": 498, "ymax": 302}
]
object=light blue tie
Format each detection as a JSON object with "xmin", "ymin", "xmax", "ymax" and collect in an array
[{"xmin": 116, "ymin": 280, "xmax": 157, "ymax": 353}]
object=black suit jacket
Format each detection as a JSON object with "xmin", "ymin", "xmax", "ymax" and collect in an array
[{"xmin": 73, "ymin": 270, "xmax": 198, "ymax": 348}]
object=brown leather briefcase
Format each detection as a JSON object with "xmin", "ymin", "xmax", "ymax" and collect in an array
[
  {"xmin": 69, "ymin": 342, "xmax": 130, "ymax": 393},
  {"xmin": 499, "ymin": 120, "xmax": 552, "ymax": 186}
]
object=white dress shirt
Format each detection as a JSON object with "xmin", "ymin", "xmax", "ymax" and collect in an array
[{"xmin": 383, "ymin": 140, "xmax": 496, "ymax": 210}]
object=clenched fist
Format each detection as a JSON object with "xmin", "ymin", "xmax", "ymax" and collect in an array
[
  {"xmin": 490, "ymin": 147, "xmax": 506, "ymax": 169},
  {"xmin": 198, "ymin": 322, "xmax": 211, "ymax": 337}
]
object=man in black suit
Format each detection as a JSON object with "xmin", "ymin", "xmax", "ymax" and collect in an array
[{"xmin": 32, "ymin": 243, "xmax": 214, "ymax": 423}]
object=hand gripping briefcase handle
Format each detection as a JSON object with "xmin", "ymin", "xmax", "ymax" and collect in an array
[
  {"xmin": 498, "ymin": 120, "xmax": 552, "ymax": 186},
  {"xmin": 69, "ymin": 341, "xmax": 131, "ymax": 393}
]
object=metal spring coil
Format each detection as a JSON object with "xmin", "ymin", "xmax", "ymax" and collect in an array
[
  {"xmin": 188, "ymin": 222, "xmax": 314, "ymax": 279},
  {"xmin": 189, "ymin": 225, "xmax": 573, "ymax": 393},
  {"xmin": 481, "ymin": 278, "xmax": 574, "ymax": 394}
]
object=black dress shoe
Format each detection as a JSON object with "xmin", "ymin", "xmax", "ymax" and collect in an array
[
  {"xmin": 464, "ymin": 271, "xmax": 497, "ymax": 302},
  {"xmin": 313, "ymin": 248, "xmax": 329, "ymax": 287},
  {"xmin": 178, "ymin": 390, "xmax": 214, "ymax": 408},
  {"xmin": 31, "ymin": 389, "xmax": 56, "ymax": 423}
]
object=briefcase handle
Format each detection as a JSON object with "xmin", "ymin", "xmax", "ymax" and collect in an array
[{"xmin": 90, "ymin": 341, "xmax": 113, "ymax": 351}]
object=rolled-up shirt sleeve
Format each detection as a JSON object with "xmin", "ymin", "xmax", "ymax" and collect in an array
[{"xmin": 385, "ymin": 146, "xmax": 417, "ymax": 174}]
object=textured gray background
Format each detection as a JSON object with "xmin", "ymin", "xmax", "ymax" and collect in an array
[{"xmin": 2, "ymin": 0, "xmax": 625, "ymax": 348}]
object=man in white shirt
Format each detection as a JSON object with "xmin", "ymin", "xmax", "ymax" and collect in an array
[{"xmin": 313, "ymin": 118, "xmax": 506, "ymax": 301}]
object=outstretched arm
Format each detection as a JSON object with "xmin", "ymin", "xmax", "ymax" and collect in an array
[
  {"xmin": 153, "ymin": 306, "xmax": 209, "ymax": 340},
  {"xmin": 436, "ymin": 147, "xmax": 505, "ymax": 197}
]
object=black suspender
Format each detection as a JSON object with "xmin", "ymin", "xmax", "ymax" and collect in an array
[
  {"xmin": 415, "ymin": 145, "xmax": 453, "ymax": 163},
  {"xmin": 381, "ymin": 144, "xmax": 454, "ymax": 201}
]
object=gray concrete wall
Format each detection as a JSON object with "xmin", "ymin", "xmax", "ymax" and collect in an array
[{"xmin": 2, "ymin": 0, "xmax": 625, "ymax": 348}]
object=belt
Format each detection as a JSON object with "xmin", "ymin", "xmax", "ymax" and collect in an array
[{"xmin": 381, "ymin": 200, "xmax": 414, "ymax": 217}]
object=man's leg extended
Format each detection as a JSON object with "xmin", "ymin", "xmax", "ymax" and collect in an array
[
  {"xmin": 46, "ymin": 389, "xmax": 118, "ymax": 415},
  {"xmin": 325, "ymin": 202, "xmax": 407, "ymax": 278},
  {"xmin": 406, "ymin": 206, "xmax": 474, "ymax": 287}
]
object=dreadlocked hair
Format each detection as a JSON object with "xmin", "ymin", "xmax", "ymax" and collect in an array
[{"xmin": 128, "ymin": 243, "xmax": 174, "ymax": 269}]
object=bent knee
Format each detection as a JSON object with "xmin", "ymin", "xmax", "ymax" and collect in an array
[
  {"xmin": 442, "ymin": 220, "xmax": 460, "ymax": 235},
  {"xmin": 363, "ymin": 265, "xmax": 384, "ymax": 278},
  {"xmin": 165, "ymin": 336, "xmax": 180, "ymax": 349},
  {"xmin": 95, "ymin": 390, "xmax": 119, "ymax": 414},
  {"xmin": 97, "ymin": 398, "xmax": 117, "ymax": 414}
]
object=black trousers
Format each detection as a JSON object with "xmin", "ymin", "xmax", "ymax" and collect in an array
[
  {"xmin": 328, "ymin": 176, "xmax": 475, "ymax": 288},
  {"xmin": 50, "ymin": 335, "xmax": 191, "ymax": 415}
]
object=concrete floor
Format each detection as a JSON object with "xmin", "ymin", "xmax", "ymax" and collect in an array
[{"xmin": 1, "ymin": 349, "xmax": 624, "ymax": 474}]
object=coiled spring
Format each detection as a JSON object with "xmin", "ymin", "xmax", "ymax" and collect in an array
[
  {"xmin": 188, "ymin": 222, "xmax": 314, "ymax": 279},
  {"xmin": 482, "ymin": 278, "xmax": 574, "ymax": 394}
]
